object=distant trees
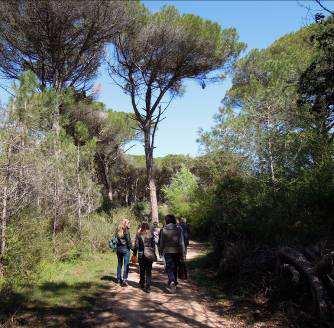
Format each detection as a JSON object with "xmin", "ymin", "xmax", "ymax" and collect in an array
[{"xmin": 108, "ymin": 4, "xmax": 245, "ymax": 221}]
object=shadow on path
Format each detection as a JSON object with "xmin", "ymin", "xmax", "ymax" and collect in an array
[
  {"xmin": 80, "ymin": 242, "xmax": 238, "ymax": 328},
  {"xmin": 0, "ymin": 242, "xmax": 241, "ymax": 327}
]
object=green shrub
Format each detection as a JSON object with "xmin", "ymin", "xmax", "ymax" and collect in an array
[
  {"xmin": 133, "ymin": 201, "xmax": 150, "ymax": 220},
  {"xmin": 82, "ymin": 208, "xmax": 140, "ymax": 253},
  {"xmin": 163, "ymin": 167, "xmax": 198, "ymax": 218},
  {"xmin": 53, "ymin": 229, "xmax": 90, "ymax": 262},
  {"xmin": 111, "ymin": 207, "xmax": 140, "ymax": 235},
  {"xmin": 158, "ymin": 203, "xmax": 169, "ymax": 222},
  {"xmin": 3, "ymin": 216, "xmax": 52, "ymax": 286}
]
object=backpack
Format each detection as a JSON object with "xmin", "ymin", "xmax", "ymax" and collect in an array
[
  {"xmin": 141, "ymin": 234, "xmax": 157, "ymax": 262},
  {"xmin": 108, "ymin": 236, "xmax": 118, "ymax": 251}
]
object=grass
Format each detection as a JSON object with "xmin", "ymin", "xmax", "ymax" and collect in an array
[
  {"xmin": 0, "ymin": 252, "xmax": 118, "ymax": 327},
  {"xmin": 33, "ymin": 252, "xmax": 117, "ymax": 307}
]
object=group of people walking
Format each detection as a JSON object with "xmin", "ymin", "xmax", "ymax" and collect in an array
[{"xmin": 114, "ymin": 214, "xmax": 190, "ymax": 293}]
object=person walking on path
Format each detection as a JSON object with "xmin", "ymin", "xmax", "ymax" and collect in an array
[
  {"xmin": 158, "ymin": 214, "xmax": 186, "ymax": 293},
  {"xmin": 151, "ymin": 221, "xmax": 161, "ymax": 258},
  {"xmin": 116, "ymin": 219, "xmax": 133, "ymax": 286},
  {"xmin": 179, "ymin": 217, "xmax": 190, "ymax": 255},
  {"xmin": 133, "ymin": 222, "xmax": 157, "ymax": 293}
]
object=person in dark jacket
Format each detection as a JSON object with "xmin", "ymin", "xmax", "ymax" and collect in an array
[
  {"xmin": 133, "ymin": 222, "xmax": 157, "ymax": 293},
  {"xmin": 158, "ymin": 214, "xmax": 185, "ymax": 293},
  {"xmin": 179, "ymin": 217, "xmax": 190, "ymax": 254},
  {"xmin": 116, "ymin": 219, "xmax": 132, "ymax": 286}
]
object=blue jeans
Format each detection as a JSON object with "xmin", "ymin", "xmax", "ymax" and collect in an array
[
  {"xmin": 164, "ymin": 253, "xmax": 180, "ymax": 285},
  {"xmin": 117, "ymin": 250, "xmax": 130, "ymax": 281}
]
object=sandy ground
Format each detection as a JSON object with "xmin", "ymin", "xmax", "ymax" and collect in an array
[{"xmin": 82, "ymin": 241, "xmax": 242, "ymax": 328}]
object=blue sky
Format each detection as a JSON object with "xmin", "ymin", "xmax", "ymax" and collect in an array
[{"xmin": 0, "ymin": 1, "xmax": 331, "ymax": 157}]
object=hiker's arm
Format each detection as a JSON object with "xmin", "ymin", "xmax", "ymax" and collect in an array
[
  {"xmin": 125, "ymin": 231, "xmax": 133, "ymax": 251},
  {"xmin": 158, "ymin": 229, "xmax": 163, "ymax": 255},
  {"xmin": 179, "ymin": 228, "xmax": 186, "ymax": 258},
  {"xmin": 133, "ymin": 234, "xmax": 139, "ymax": 256}
]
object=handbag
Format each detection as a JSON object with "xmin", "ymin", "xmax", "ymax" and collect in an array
[
  {"xmin": 131, "ymin": 254, "xmax": 138, "ymax": 265},
  {"xmin": 178, "ymin": 259, "xmax": 188, "ymax": 280}
]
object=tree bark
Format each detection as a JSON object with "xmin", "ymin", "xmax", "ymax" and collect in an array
[
  {"xmin": 268, "ymin": 137, "xmax": 276, "ymax": 183},
  {"xmin": 77, "ymin": 145, "xmax": 82, "ymax": 236},
  {"xmin": 52, "ymin": 100, "xmax": 61, "ymax": 239},
  {"xmin": 0, "ymin": 144, "xmax": 12, "ymax": 260},
  {"xmin": 144, "ymin": 129, "xmax": 159, "ymax": 222},
  {"xmin": 0, "ymin": 183, "xmax": 8, "ymax": 259}
]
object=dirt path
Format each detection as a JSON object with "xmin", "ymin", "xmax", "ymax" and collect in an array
[{"xmin": 82, "ymin": 241, "xmax": 240, "ymax": 328}]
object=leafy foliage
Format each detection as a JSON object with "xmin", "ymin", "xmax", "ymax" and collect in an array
[{"xmin": 163, "ymin": 167, "xmax": 198, "ymax": 218}]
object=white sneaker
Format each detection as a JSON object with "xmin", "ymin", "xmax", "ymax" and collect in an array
[{"xmin": 169, "ymin": 282, "xmax": 176, "ymax": 293}]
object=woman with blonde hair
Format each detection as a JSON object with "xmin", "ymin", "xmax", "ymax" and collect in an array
[
  {"xmin": 116, "ymin": 219, "xmax": 133, "ymax": 286},
  {"xmin": 133, "ymin": 221, "xmax": 157, "ymax": 293}
]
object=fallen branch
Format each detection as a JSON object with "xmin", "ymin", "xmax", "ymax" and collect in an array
[{"xmin": 278, "ymin": 247, "xmax": 329, "ymax": 317}]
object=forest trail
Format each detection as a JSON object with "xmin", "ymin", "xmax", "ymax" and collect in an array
[{"xmin": 82, "ymin": 241, "xmax": 240, "ymax": 328}]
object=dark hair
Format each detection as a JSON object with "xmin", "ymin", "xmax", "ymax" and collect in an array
[
  {"xmin": 139, "ymin": 221, "xmax": 150, "ymax": 234},
  {"xmin": 165, "ymin": 214, "xmax": 176, "ymax": 225}
]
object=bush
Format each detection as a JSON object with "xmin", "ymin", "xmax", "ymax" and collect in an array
[
  {"xmin": 163, "ymin": 167, "xmax": 198, "ymax": 218},
  {"xmin": 82, "ymin": 207, "xmax": 140, "ymax": 253},
  {"xmin": 111, "ymin": 207, "xmax": 140, "ymax": 234},
  {"xmin": 133, "ymin": 201, "xmax": 150, "ymax": 220},
  {"xmin": 3, "ymin": 215, "xmax": 52, "ymax": 286},
  {"xmin": 53, "ymin": 229, "xmax": 90, "ymax": 262}
]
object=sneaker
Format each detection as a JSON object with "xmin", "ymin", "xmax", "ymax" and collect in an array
[
  {"xmin": 122, "ymin": 280, "xmax": 128, "ymax": 287},
  {"xmin": 117, "ymin": 279, "xmax": 122, "ymax": 285},
  {"xmin": 145, "ymin": 286, "xmax": 151, "ymax": 293},
  {"xmin": 168, "ymin": 282, "xmax": 176, "ymax": 293}
]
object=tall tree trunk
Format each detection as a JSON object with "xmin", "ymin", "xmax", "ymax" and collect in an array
[
  {"xmin": 268, "ymin": 137, "xmax": 276, "ymax": 184},
  {"xmin": 266, "ymin": 113, "xmax": 276, "ymax": 184},
  {"xmin": 52, "ymin": 100, "xmax": 61, "ymax": 239},
  {"xmin": 0, "ymin": 184, "xmax": 8, "ymax": 260},
  {"xmin": 134, "ymin": 178, "xmax": 138, "ymax": 203},
  {"xmin": 144, "ymin": 129, "xmax": 159, "ymax": 222},
  {"xmin": 0, "ymin": 144, "xmax": 12, "ymax": 263},
  {"xmin": 77, "ymin": 145, "xmax": 82, "ymax": 236}
]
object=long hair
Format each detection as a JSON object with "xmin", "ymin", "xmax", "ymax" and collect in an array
[
  {"xmin": 137, "ymin": 222, "xmax": 151, "ymax": 238},
  {"xmin": 117, "ymin": 219, "xmax": 130, "ymax": 238}
]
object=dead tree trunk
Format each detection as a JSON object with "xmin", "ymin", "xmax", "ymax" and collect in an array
[{"xmin": 278, "ymin": 247, "xmax": 329, "ymax": 317}]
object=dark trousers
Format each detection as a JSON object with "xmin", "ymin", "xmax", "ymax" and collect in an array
[
  {"xmin": 164, "ymin": 253, "xmax": 180, "ymax": 285},
  {"xmin": 139, "ymin": 256, "xmax": 153, "ymax": 288},
  {"xmin": 117, "ymin": 250, "xmax": 130, "ymax": 281}
]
